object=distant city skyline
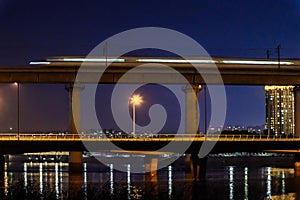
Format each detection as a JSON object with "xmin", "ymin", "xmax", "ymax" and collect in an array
[{"xmin": 0, "ymin": 83, "xmax": 265, "ymax": 133}]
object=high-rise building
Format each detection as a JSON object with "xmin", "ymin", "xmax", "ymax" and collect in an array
[{"xmin": 265, "ymin": 86, "xmax": 294, "ymax": 136}]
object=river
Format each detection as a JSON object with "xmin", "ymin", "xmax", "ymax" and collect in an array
[{"xmin": 1, "ymin": 154, "xmax": 299, "ymax": 199}]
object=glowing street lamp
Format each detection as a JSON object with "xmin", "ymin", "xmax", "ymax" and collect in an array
[
  {"xmin": 13, "ymin": 82, "xmax": 20, "ymax": 139},
  {"xmin": 130, "ymin": 94, "xmax": 143, "ymax": 136}
]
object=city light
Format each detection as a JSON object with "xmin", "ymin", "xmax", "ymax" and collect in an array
[
  {"xmin": 130, "ymin": 94, "xmax": 143, "ymax": 106},
  {"xmin": 46, "ymin": 58, "xmax": 125, "ymax": 62},
  {"xmin": 29, "ymin": 61, "xmax": 51, "ymax": 65},
  {"xmin": 130, "ymin": 94, "xmax": 143, "ymax": 135},
  {"xmin": 222, "ymin": 60, "xmax": 293, "ymax": 65},
  {"xmin": 265, "ymin": 85, "xmax": 294, "ymax": 90},
  {"xmin": 136, "ymin": 58, "xmax": 216, "ymax": 64}
]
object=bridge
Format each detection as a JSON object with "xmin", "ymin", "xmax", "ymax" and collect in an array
[
  {"xmin": 0, "ymin": 56, "xmax": 298, "ymax": 85},
  {"xmin": 1, "ymin": 133, "xmax": 300, "ymax": 154},
  {"xmin": 2, "ymin": 132, "xmax": 300, "ymax": 180},
  {"xmin": 2, "ymin": 56, "xmax": 300, "ymax": 180}
]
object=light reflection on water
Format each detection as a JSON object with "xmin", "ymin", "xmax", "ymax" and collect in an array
[
  {"xmin": 1, "ymin": 158, "xmax": 300, "ymax": 199},
  {"xmin": 244, "ymin": 167, "xmax": 248, "ymax": 200},
  {"xmin": 168, "ymin": 165, "xmax": 172, "ymax": 199},
  {"xmin": 228, "ymin": 166, "xmax": 234, "ymax": 199},
  {"xmin": 266, "ymin": 166, "xmax": 272, "ymax": 198},
  {"xmin": 110, "ymin": 163, "xmax": 113, "ymax": 195}
]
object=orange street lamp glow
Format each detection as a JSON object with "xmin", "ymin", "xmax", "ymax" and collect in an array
[
  {"xmin": 130, "ymin": 94, "xmax": 143, "ymax": 106},
  {"xmin": 130, "ymin": 94, "xmax": 143, "ymax": 136}
]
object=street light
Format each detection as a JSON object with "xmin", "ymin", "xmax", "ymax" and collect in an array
[
  {"xmin": 13, "ymin": 82, "xmax": 19, "ymax": 139},
  {"xmin": 130, "ymin": 94, "xmax": 143, "ymax": 136}
]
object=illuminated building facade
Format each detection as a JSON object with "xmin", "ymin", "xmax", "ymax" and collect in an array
[{"xmin": 265, "ymin": 86, "xmax": 294, "ymax": 135}]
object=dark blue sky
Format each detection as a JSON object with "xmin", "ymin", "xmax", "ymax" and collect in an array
[{"xmin": 0, "ymin": 0, "xmax": 299, "ymax": 132}]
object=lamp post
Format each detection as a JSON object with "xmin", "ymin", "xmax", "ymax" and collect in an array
[
  {"xmin": 13, "ymin": 82, "xmax": 19, "ymax": 140},
  {"xmin": 130, "ymin": 94, "xmax": 143, "ymax": 137}
]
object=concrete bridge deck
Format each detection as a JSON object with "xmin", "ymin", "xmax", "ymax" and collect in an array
[
  {"xmin": 1, "ymin": 133, "xmax": 300, "ymax": 154},
  {"xmin": 1, "ymin": 57, "xmax": 300, "ymax": 85}
]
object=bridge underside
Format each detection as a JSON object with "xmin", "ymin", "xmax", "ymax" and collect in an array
[
  {"xmin": 1, "ymin": 69, "xmax": 300, "ymax": 85},
  {"xmin": 2, "ymin": 56, "xmax": 300, "ymax": 85},
  {"xmin": 3, "ymin": 140, "xmax": 300, "ymax": 155}
]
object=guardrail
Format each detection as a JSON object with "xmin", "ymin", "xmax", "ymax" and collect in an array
[{"xmin": 0, "ymin": 133, "xmax": 298, "ymax": 142}]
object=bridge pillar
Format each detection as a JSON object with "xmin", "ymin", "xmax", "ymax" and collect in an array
[
  {"xmin": 190, "ymin": 153, "xmax": 207, "ymax": 181},
  {"xmin": 66, "ymin": 82, "xmax": 84, "ymax": 135},
  {"xmin": 145, "ymin": 157, "xmax": 158, "ymax": 197},
  {"xmin": 182, "ymin": 85, "xmax": 202, "ymax": 177},
  {"xmin": 66, "ymin": 83, "xmax": 84, "ymax": 173},
  {"xmin": 294, "ymin": 154, "xmax": 300, "ymax": 175},
  {"xmin": 145, "ymin": 156, "xmax": 158, "ymax": 179},
  {"xmin": 182, "ymin": 84, "xmax": 201, "ymax": 135},
  {"xmin": 0, "ymin": 155, "xmax": 4, "ymax": 182},
  {"xmin": 69, "ymin": 151, "xmax": 83, "ymax": 173}
]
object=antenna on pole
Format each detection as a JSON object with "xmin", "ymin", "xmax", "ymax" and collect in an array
[
  {"xmin": 103, "ymin": 42, "xmax": 108, "ymax": 67},
  {"xmin": 266, "ymin": 49, "xmax": 270, "ymax": 59},
  {"xmin": 277, "ymin": 44, "xmax": 281, "ymax": 70}
]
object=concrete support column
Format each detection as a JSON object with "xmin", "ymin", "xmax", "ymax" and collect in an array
[
  {"xmin": 145, "ymin": 157, "xmax": 158, "ymax": 178},
  {"xmin": 66, "ymin": 83, "xmax": 84, "ymax": 135},
  {"xmin": 182, "ymin": 84, "xmax": 201, "ymax": 134},
  {"xmin": 190, "ymin": 153, "xmax": 207, "ymax": 181},
  {"xmin": 145, "ymin": 156, "xmax": 158, "ymax": 198},
  {"xmin": 182, "ymin": 85, "xmax": 207, "ymax": 180},
  {"xmin": 295, "ymin": 154, "xmax": 300, "ymax": 175},
  {"xmin": 294, "ymin": 86, "xmax": 300, "ymax": 138},
  {"xmin": 199, "ymin": 156, "xmax": 208, "ymax": 180},
  {"xmin": 69, "ymin": 152, "xmax": 83, "ymax": 173},
  {"xmin": 66, "ymin": 83, "xmax": 84, "ymax": 173},
  {"xmin": 0, "ymin": 155, "xmax": 4, "ymax": 182}
]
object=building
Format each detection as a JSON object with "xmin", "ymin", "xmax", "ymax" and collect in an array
[{"xmin": 265, "ymin": 86, "xmax": 294, "ymax": 136}]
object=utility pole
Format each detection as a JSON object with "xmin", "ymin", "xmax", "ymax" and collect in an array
[
  {"xmin": 277, "ymin": 44, "xmax": 281, "ymax": 70},
  {"xmin": 266, "ymin": 49, "xmax": 270, "ymax": 59},
  {"xmin": 204, "ymin": 85, "xmax": 207, "ymax": 135}
]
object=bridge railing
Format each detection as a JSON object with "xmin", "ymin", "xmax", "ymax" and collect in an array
[
  {"xmin": 0, "ymin": 133, "xmax": 297, "ymax": 142},
  {"xmin": 206, "ymin": 134, "xmax": 297, "ymax": 141}
]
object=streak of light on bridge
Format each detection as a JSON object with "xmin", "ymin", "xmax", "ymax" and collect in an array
[
  {"xmin": 0, "ymin": 133, "xmax": 297, "ymax": 142},
  {"xmin": 1, "ymin": 56, "xmax": 300, "ymax": 85},
  {"xmin": 0, "ymin": 134, "xmax": 299, "ymax": 154}
]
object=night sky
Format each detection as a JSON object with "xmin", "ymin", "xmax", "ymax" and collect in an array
[{"xmin": 0, "ymin": 0, "xmax": 299, "ymax": 132}]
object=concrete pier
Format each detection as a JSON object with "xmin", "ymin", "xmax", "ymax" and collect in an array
[
  {"xmin": 66, "ymin": 83, "xmax": 84, "ymax": 173},
  {"xmin": 182, "ymin": 84, "xmax": 207, "ymax": 180}
]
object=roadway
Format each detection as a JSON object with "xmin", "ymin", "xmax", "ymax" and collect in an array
[
  {"xmin": 2, "ymin": 133, "xmax": 300, "ymax": 154},
  {"xmin": 1, "ymin": 56, "xmax": 300, "ymax": 85}
]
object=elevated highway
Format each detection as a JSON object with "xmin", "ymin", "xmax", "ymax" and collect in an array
[{"xmin": 0, "ymin": 56, "xmax": 299, "ymax": 85}]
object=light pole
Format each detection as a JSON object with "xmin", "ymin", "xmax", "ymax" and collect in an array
[
  {"xmin": 130, "ymin": 94, "xmax": 143, "ymax": 136},
  {"xmin": 13, "ymin": 82, "xmax": 19, "ymax": 139}
]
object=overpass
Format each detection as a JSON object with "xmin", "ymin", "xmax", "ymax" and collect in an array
[
  {"xmin": 1, "ymin": 133, "xmax": 300, "ymax": 154},
  {"xmin": 2, "ymin": 133, "xmax": 300, "ymax": 180},
  {"xmin": 0, "ymin": 56, "xmax": 298, "ymax": 85}
]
